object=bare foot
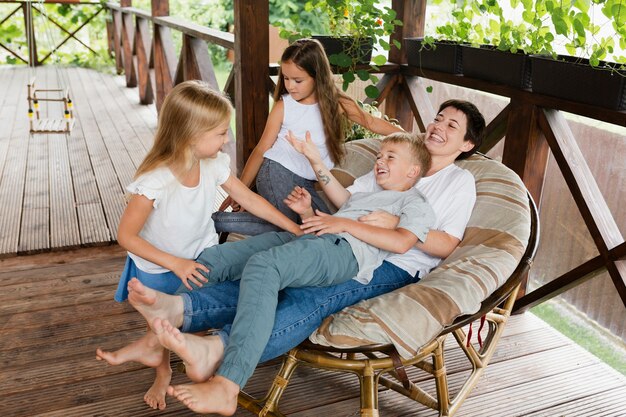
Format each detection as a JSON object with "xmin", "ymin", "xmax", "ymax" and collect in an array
[
  {"xmin": 96, "ymin": 331, "xmax": 164, "ymax": 368},
  {"xmin": 127, "ymin": 278, "xmax": 184, "ymax": 329},
  {"xmin": 144, "ymin": 350, "xmax": 172, "ymax": 410},
  {"xmin": 153, "ymin": 317, "xmax": 224, "ymax": 383},
  {"xmin": 167, "ymin": 375, "xmax": 239, "ymax": 415}
]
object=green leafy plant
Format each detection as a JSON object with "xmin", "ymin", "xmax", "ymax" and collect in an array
[
  {"xmin": 274, "ymin": 0, "xmax": 403, "ymax": 98},
  {"xmin": 345, "ymin": 101, "xmax": 399, "ymax": 141},
  {"xmin": 426, "ymin": 0, "xmax": 626, "ymax": 66}
]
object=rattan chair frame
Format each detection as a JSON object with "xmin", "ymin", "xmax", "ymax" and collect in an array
[{"xmin": 238, "ymin": 194, "xmax": 540, "ymax": 417}]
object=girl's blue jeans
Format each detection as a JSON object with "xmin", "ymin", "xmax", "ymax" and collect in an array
[{"xmin": 212, "ymin": 158, "xmax": 330, "ymax": 235}]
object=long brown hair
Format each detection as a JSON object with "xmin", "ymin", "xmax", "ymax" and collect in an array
[
  {"xmin": 135, "ymin": 80, "xmax": 232, "ymax": 178},
  {"xmin": 274, "ymin": 38, "xmax": 358, "ymax": 165}
]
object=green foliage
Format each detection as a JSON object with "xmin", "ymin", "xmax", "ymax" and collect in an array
[
  {"xmin": 428, "ymin": 0, "xmax": 626, "ymax": 66},
  {"xmin": 274, "ymin": 0, "xmax": 402, "ymax": 99},
  {"xmin": 0, "ymin": 3, "xmax": 112, "ymax": 68},
  {"xmin": 345, "ymin": 101, "xmax": 399, "ymax": 141}
]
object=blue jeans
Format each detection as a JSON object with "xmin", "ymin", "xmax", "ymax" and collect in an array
[
  {"xmin": 180, "ymin": 259, "xmax": 419, "ymax": 385},
  {"xmin": 190, "ymin": 231, "xmax": 359, "ymax": 387},
  {"xmin": 212, "ymin": 158, "xmax": 330, "ymax": 236}
]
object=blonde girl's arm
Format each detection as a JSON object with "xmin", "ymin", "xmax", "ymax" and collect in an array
[
  {"xmin": 221, "ymin": 173, "xmax": 303, "ymax": 236},
  {"xmin": 340, "ymin": 96, "xmax": 404, "ymax": 136},
  {"xmin": 117, "ymin": 194, "xmax": 209, "ymax": 290}
]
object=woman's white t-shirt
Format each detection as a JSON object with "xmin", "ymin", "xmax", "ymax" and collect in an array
[
  {"xmin": 263, "ymin": 94, "xmax": 334, "ymax": 180},
  {"xmin": 347, "ymin": 163, "xmax": 476, "ymax": 277},
  {"xmin": 127, "ymin": 152, "xmax": 231, "ymax": 273}
]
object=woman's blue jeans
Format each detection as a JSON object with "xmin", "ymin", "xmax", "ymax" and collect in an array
[
  {"xmin": 180, "ymin": 260, "xmax": 419, "ymax": 365},
  {"xmin": 212, "ymin": 158, "xmax": 330, "ymax": 236}
]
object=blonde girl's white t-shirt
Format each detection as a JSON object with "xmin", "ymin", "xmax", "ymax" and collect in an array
[
  {"xmin": 347, "ymin": 163, "xmax": 476, "ymax": 277},
  {"xmin": 263, "ymin": 94, "xmax": 335, "ymax": 180},
  {"xmin": 127, "ymin": 152, "xmax": 231, "ymax": 274}
]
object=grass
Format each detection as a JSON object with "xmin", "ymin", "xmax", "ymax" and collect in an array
[{"xmin": 531, "ymin": 299, "xmax": 626, "ymax": 376}]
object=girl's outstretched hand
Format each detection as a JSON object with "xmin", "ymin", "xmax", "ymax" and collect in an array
[
  {"xmin": 219, "ymin": 196, "xmax": 243, "ymax": 212},
  {"xmin": 358, "ymin": 210, "xmax": 399, "ymax": 229},
  {"xmin": 172, "ymin": 258, "xmax": 209, "ymax": 290},
  {"xmin": 287, "ymin": 130, "xmax": 322, "ymax": 164}
]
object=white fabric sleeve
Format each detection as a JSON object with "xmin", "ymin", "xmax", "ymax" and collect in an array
[
  {"xmin": 347, "ymin": 171, "xmax": 378, "ymax": 194},
  {"xmin": 126, "ymin": 171, "xmax": 165, "ymax": 209},
  {"xmin": 437, "ymin": 178, "xmax": 476, "ymax": 240},
  {"xmin": 210, "ymin": 152, "xmax": 232, "ymax": 186}
]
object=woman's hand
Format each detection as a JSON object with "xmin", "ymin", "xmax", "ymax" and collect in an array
[
  {"xmin": 301, "ymin": 210, "xmax": 348, "ymax": 235},
  {"xmin": 358, "ymin": 210, "xmax": 400, "ymax": 230},
  {"xmin": 171, "ymin": 258, "xmax": 209, "ymax": 290}
]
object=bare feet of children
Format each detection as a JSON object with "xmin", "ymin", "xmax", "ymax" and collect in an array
[
  {"xmin": 167, "ymin": 375, "xmax": 239, "ymax": 416},
  {"xmin": 143, "ymin": 350, "xmax": 172, "ymax": 410},
  {"xmin": 95, "ymin": 331, "xmax": 164, "ymax": 368},
  {"xmin": 127, "ymin": 278, "xmax": 184, "ymax": 329},
  {"xmin": 152, "ymin": 317, "xmax": 224, "ymax": 383}
]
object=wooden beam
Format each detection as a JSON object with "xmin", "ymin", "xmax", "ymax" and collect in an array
[
  {"xmin": 385, "ymin": 0, "xmax": 427, "ymax": 132},
  {"xmin": 538, "ymin": 109, "xmax": 626, "ymax": 306},
  {"xmin": 23, "ymin": 2, "xmax": 37, "ymax": 66},
  {"xmin": 135, "ymin": 16, "xmax": 153, "ymax": 104},
  {"xmin": 400, "ymin": 75, "xmax": 435, "ymax": 132},
  {"xmin": 480, "ymin": 104, "xmax": 510, "ymax": 154},
  {"xmin": 121, "ymin": 10, "xmax": 137, "ymax": 87},
  {"xmin": 513, "ymin": 256, "xmax": 606, "ymax": 312},
  {"xmin": 233, "ymin": 0, "xmax": 269, "ymax": 174},
  {"xmin": 111, "ymin": 9, "xmax": 124, "ymax": 74}
]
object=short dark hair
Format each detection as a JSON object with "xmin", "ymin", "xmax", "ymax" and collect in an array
[{"xmin": 437, "ymin": 99, "xmax": 486, "ymax": 160}]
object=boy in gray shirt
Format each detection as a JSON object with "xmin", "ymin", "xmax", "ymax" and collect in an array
[{"xmin": 181, "ymin": 132, "xmax": 435, "ymax": 398}]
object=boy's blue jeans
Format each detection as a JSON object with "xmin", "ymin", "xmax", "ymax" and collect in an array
[
  {"xmin": 191, "ymin": 231, "xmax": 359, "ymax": 388},
  {"xmin": 183, "ymin": 238, "xmax": 419, "ymax": 387},
  {"xmin": 212, "ymin": 158, "xmax": 330, "ymax": 236}
]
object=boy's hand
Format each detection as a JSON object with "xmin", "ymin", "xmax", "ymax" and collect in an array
[
  {"xmin": 358, "ymin": 210, "xmax": 400, "ymax": 229},
  {"xmin": 171, "ymin": 258, "xmax": 209, "ymax": 290},
  {"xmin": 287, "ymin": 131, "xmax": 323, "ymax": 165},
  {"xmin": 284, "ymin": 186, "xmax": 314, "ymax": 218},
  {"xmin": 301, "ymin": 210, "xmax": 348, "ymax": 235}
]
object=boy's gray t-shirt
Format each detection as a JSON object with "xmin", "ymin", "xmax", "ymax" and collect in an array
[{"xmin": 333, "ymin": 188, "xmax": 435, "ymax": 284}]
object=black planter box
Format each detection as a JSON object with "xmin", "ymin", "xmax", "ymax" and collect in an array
[
  {"xmin": 312, "ymin": 35, "xmax": 373, "ymax": 65},
  {"xmin": 462, "ymin": 45, "xmax": 532, "ymax": 89},
  {"xmin": 531, "ymin": 54, "xmax": 626, "ymax": 110},
  {"xmin": 404, "ymin": 37, "xmax": 463, "ymax": 74}
]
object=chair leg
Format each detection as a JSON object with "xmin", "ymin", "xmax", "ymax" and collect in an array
[
  {"xmin": 431, "ymin": 341, "xmax": 451, "ymax": 417},
  {"xmin": 359, "ymin": 362, "xmax": 380, "ymax": 417}
]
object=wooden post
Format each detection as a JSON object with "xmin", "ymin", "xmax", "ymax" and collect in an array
[
  {"xmin": 151, "ymin": 0, "xmax": 174, "ymax": 110},
  {"xmin": 501, "ymin": 98, "xmax": 550, "ymax": 301},
  {"xmin": 233, "ymin": 0, "xmax": 269, "ymax": 174},
  {"xmin": 386, "ymin": 0, "xmax": 427, "ymax": 131},
  {"xmin": 23, "ymin": 2, "xmax": 38, "ymax": 66}
]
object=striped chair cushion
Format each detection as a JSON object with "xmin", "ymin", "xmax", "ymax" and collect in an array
[{"xmin": 310, "ymin": 150, "xmax": 532, "ymax": 358}]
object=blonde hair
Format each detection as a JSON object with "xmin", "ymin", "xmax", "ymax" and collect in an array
[
  {"xmin": 381, "ymin": 132, "xmax": 431, "ymax": 180},
  {"xmin": 274, "ymin": 38, "xmax": 360, "ymax": 165},
  {"xmin": 135, "ymin": 80, "xmax": 233, "ymax": 178}
]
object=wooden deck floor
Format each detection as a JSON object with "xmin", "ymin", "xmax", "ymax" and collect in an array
[
  {"xmin": 2, "ymin": 246, "xmax": 626, "ymax": 417},
  {"xmin": 0, "ymin": 65, "xmax": 158, "ymax": 257}
]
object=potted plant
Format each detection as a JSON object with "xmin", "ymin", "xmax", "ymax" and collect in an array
[
  {"xmin": 274, "ymin": 0, "xmax": 403, "ymax": 99},
  {"xmin": 345, "ymin": 101, "xmax": 400, "ymax": 141},
  {"xmin": 412, "ymin": 0, "xmax": 626, "ymax": 108}
]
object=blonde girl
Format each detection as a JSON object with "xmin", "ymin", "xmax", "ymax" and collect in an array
[
  {"xmin": 214, "ymin": 38, "xmax": 403, "ymax": 235},
  {"xmin": 97, "ymin": 80, "xmax": 300, "ymax": 410}
]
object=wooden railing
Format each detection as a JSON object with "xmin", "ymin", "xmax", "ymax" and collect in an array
[
  {"xmin": 0, "ymin": 0, "xmax": 104, "ymax": 66},
  {"xmin": 103, "ymin": 1, "xmax": 626, "ymax": 339}
]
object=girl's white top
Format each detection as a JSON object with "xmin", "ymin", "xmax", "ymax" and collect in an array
[
  {"xmin": 348, "ymin": 163, "xmax": 476, "ymax": 278},
  {"xmin": 263, "ymin": 94, "xmax": 334, "ymax": 180},
  {"xmin": 126, "ymin": 152, "xmax": 231, "ymax": 273}
]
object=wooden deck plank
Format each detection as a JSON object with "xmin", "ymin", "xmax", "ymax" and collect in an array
[
  {"xmin": 64, "ymin": 67, "xmax": 113, "ymax": 245},
  {"xmin": 0, "ymin": 67, "xmax": 29, "ymax": 255}
]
